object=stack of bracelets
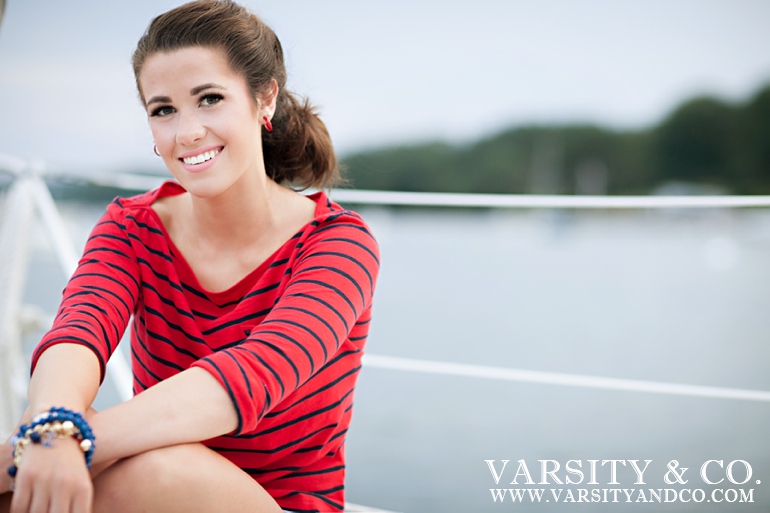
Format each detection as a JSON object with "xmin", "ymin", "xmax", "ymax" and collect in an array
[{"xmin": 7, "ymin": 407, "xmax": 96, "ymax": 483}]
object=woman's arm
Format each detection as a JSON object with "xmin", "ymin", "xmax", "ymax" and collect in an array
[
  {"xmin": 27, "ymin": 345, "xmax": 100, "ymax": 417},
  {"xmin": 88, "ymin": 366, "xmax": 237, "ymax": 465},
  {"xmin": 10, "ymin": 311, "xmax": 237, "ymax": 511}
]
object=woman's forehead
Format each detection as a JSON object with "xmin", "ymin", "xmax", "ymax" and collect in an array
[{"xmin": 139, "ymin": 47, "xmax": 243, "ymax": 97}]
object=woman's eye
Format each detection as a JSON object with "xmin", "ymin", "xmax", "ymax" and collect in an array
[
  {"xmin": 200, "ymin": 94, "xmax": 223, "ymax": 106},
  {"xmin": 150, "ymin": 105, "xmax": 175, "ymax": 117}
]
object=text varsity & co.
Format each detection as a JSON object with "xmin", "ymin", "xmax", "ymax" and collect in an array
[{"xmin": 485, "ymin": 459, "xmax": 758, "ymax": 504}]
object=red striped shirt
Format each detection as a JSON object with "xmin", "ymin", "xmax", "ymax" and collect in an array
[{"xmin": 32, "ymin": 181, "xmax": 380, "ymax": 512}]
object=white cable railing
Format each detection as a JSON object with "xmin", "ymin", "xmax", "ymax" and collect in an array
[
  {"xmin": 362, "ymin": 355, "xmax": 770, "ymax": 402},
  {"xmin": 13, "ymin": 167, "xmax": 770, "ymax": 209},
  {"xmin": 1, "ymin": 156, "xmax": 769, "ymax": 429},
  {"xmin": 328, "ymin": 188, "xmax": 770, "ymax": 209}
]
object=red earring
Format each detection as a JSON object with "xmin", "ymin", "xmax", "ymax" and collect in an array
[
  {"xmin": 153, "ymin": 144, "xmax": 161, "ymax": 157},
  {"xmin": 263, "ymin": 116, "xmax": 273, "ymax": 132}
]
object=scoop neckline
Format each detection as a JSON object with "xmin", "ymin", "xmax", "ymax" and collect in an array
[{"xmin": 138, "ymin": 180, "xmax": 327, "ymax": 303}]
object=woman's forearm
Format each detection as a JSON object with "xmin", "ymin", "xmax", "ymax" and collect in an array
[
  {"xmin": 89, "ymin": 367, "xmax": 238, "ymax": 465},
  {"xmin": 27, "ymin": 343, "xmax": 101, "ymax": 416},
  {"xmin": 26, "ymin": 343, "xmax": 238, "ymax": 466}
]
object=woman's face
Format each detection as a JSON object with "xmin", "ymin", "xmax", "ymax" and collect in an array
[{"xmin": 139, "ymin": 46, "xmax": 271, "ymax": 198}]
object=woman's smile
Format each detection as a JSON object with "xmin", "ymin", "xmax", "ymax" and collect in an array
[{"xmin": 178, "ymin": 145, "xmax": 224, "ymax": 173}]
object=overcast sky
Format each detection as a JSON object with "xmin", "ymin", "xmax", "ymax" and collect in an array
[{"xmin": 1, "ymin": 0, "xmax": 769, "ymax": 174}]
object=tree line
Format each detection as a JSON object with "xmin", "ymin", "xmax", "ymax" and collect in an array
[{"xmin": 340, "ymin": 84, "xmax": 770, "ymax": 195}]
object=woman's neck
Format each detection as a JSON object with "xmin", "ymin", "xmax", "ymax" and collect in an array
[{"xmin": 186, "ymin": 171, "xmax": 290, "ymax": 252}]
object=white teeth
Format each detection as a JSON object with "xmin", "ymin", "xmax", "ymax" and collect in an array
[{"xmin": 183, "ymin": 149, "xmax": 220, "ymax": 165}]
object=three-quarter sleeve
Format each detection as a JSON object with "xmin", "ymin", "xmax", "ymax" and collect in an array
[
  {"xmin": 30, "ymin": 201, "xmax": 141, "ymax": 383},
  {"xmin": 191, "ymin": 212, "xmax": 380, "ymax": 435}
]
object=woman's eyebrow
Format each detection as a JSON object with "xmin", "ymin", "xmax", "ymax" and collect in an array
[
  {"xmin": 146, "ymin": 95, "xmax": 171, "ymax": 107},
  {"xmin": 190, "ymin": 83, "xmax": 225, "ymax": 95}
]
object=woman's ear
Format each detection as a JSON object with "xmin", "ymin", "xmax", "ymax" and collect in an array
[{"xmin": 261, "ymin": 78, "xmax": 279, "ymax": 117}]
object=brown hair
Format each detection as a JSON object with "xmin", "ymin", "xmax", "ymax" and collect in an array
[{"xmin": 132, "ymin": 0, "xmax": 339, "ymax": 189}]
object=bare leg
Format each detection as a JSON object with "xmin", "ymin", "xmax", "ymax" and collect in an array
[{"xmin": 93, "ymin": 443, "xmax": 282, "ymax": 513}]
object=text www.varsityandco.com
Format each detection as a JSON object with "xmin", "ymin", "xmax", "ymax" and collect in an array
[{"xmin": 486, "ymin": 459, "xmax": 758, "ymax": 505}]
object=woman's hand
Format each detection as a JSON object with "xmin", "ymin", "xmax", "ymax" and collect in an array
[
  {"xmin": 0, "ymin": 443, "xmax": 12, "ymax": 495},
  {"xmin": 9, "ymin": 438, "xmax": 92, "ymax": 513}
]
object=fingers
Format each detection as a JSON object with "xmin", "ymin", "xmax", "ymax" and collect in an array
[
  {"xmin": 52, "ymin": 474, "xmax": 92, "ymax": 513},
  {"xmin": 9, "ymin": 475, "xmax": 93, "ymax": 513},
  {"xmin": 70, "ymin": 488, "xmax": 92, "ymax": 513},
  {"xmin": 8, "ymin": 445, "xmax": 93, "ymax": 513},
  {"xmin": 9, "ymin": 482, "xmax": 32, "ymax": 513},
  {"xmin": 27, "ymin": 491, "xmax": 49, "ymax": 513}
]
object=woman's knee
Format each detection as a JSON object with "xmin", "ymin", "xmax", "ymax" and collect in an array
[
  {"xmin": 92, "ymin": 443, "xmax": 282, "ymax": 513},
  {"xmin": 92, "ymin": 443, "xmax": 204, "ymax": 507}
]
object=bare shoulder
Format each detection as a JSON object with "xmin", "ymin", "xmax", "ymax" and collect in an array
[
  {"xmin": 150, "ymin": 191, "xmax": 189, "ymax": 232},
  {"xmin": 277, "ymin": 186, "xmax": 318, "ymax": 228}
]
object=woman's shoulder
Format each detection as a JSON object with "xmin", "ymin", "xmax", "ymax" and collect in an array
[
  {"xmin": 305, "ymin": 191, "xmax": 380, "ymax": 256},
  {"xmin": 309, "ymin": 190, "xmax": 366, "ymax": 224},
  {"xmin": 106, "ymin": 180, "xmax": 184, "ymax": 217}
]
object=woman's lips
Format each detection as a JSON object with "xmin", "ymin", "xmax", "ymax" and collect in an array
[{"xmin": 178, "ymin": 146, "xmax": 224, "ymax": 173}]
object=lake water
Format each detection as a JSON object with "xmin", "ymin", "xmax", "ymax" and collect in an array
[{"xmin": 15, "ymin": 198, "xmax": 770, "ymax": 512}]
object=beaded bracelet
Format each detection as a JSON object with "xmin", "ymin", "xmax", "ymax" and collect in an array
[{"xmin": 7, "ymin": 407, "xmax": 96, "ymax": 481}]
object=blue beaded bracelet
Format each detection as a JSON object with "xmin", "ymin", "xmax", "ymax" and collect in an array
[{"xmin": 7, "ymin": 407, "xmax": 97, "ymax": 481}]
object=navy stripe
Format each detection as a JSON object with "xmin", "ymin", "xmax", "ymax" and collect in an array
[
  {"xmin": 82, "ymin": 245, "xmax": 133, "ymax": 263},
  {"xmin": 306, "ymin": 251, "xmax": 374, "ymax": 289},
  {"xmin": 245, "ymin": 340, "xmax": 300, "ymax": 387},
  {"xmin": 131, "ymin": 343, "xmax": 163, "ymax": 382},
  {"xmin": 144, "ymin": 305, "xmax": 207, "ymax": 345},
  {"xmin": 288, "ymin": 279, "xmax": 356, "ymax": 316},
  {"xmin": 235, "ymin": 346, "xmax": 286, "ymax": 400},
  {"xmin": 75, "ymin": 269, "xmax": 137, "ymax": 302},
  {"xmin": 314, "ymin": 237, "xmax": 379, "ymax": 264},
  {"xmin": 79, "ymin": 284, "xmax": 132, "ymax": 316},
  {"xmin": 128, "ymin": 233, "xmax": 172, "ymax": 262},
  {"xmin": 284, "ymin": 292, "xmax": 349, "ymax": 333},
  {"xmin": 240, "ymin": 330, "xmax": 314, "ymax": 372},
  {"xmin": 213, "ymin": 424, "xmax": 336, "ymax": 454},
  {"xmin": 310, "ymin": 220, "xmax": 376, "ymax": 241},
  {"xmin": 287, "ymin": 489, "xmax": 344, "ymax": 510},
  {"xmin": 266, "ymin": 365, "xmax": 360, "ymax": 417},
  {"xmin": 203, "ymin": 358, "xmax": 243, "ymax": 435},
  {"xmin": 180, "ymin": 281, "xmax": 209, "ymax": 301},
  {"xmin": 275, "ymin": 305, "xmax": 340, "ymax": 348},
  {"xmin": 202, "ymin": 307, "xmax": 272, "ymax": 335},
  {"xmin": 87, "ymin": 232, "xmax": 131, "ymax": 247},
  {"xmin": 223, "ymin": 351, "xmax": 253, "ymax": 399},
  {"xmin": 125, "ymin": 214, "xmax": 165, "ymax": 236},
  {"xmin": 63, "ymin": 299, "xmax": 121, "ymax": 341},
  {"xmin": 241, "ymin": 281, "xmax": 281, "ymax": 301},
  {"xmin": 141, "ymin": 281, "xmax": 196, "ymax": 320},
  {"xmin": 294, "ymin": 265, "xmax": 365, "ymax": 308},
  {"xmin": 259, "ymin": 319, "xmax": 328, "ymax": 363},
  {"xmin": 34, "ymin": 337, "xmax": 106, "ymax": 378},
  {"xmin": 134, "ymin": 327, "xmax": 186, "ymax": 372},
  {"xmin": 137, "ymin": 257, "xmax": 184, "ymax": 294},
  {"xmin": 246, "ymin": 388, "xmax": 354, "ymax": 439},
  {"xmin": 275, "ymin": 465, "xmax": 345, "ymax": 480},
  {"xmin": 133, "ymin": 372, "xmax": 148, "ymax": 393}
]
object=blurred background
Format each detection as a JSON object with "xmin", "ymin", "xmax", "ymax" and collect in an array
[{"xmin": 1, "ymin": 1, "xmax": 770, "ymax": 512}]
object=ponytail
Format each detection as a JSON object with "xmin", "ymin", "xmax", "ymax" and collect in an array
[{"xmin": 263, "ymin": 91, "xmax": 340, "ymax": 189}]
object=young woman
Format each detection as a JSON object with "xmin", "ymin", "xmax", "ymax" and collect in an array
[{"xmin": 1, "ymin": 1, "xmax": 379, "ymax": 512}]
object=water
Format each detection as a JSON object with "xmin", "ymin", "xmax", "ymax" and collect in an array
[{"xmin": 15, "ymin": 199, "xmax": 770, "ymax": 512}]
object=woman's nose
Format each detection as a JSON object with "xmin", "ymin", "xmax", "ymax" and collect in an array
[{"xmin": 175, "ymin": 111, "xmax": 206, "ymax": 146}]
